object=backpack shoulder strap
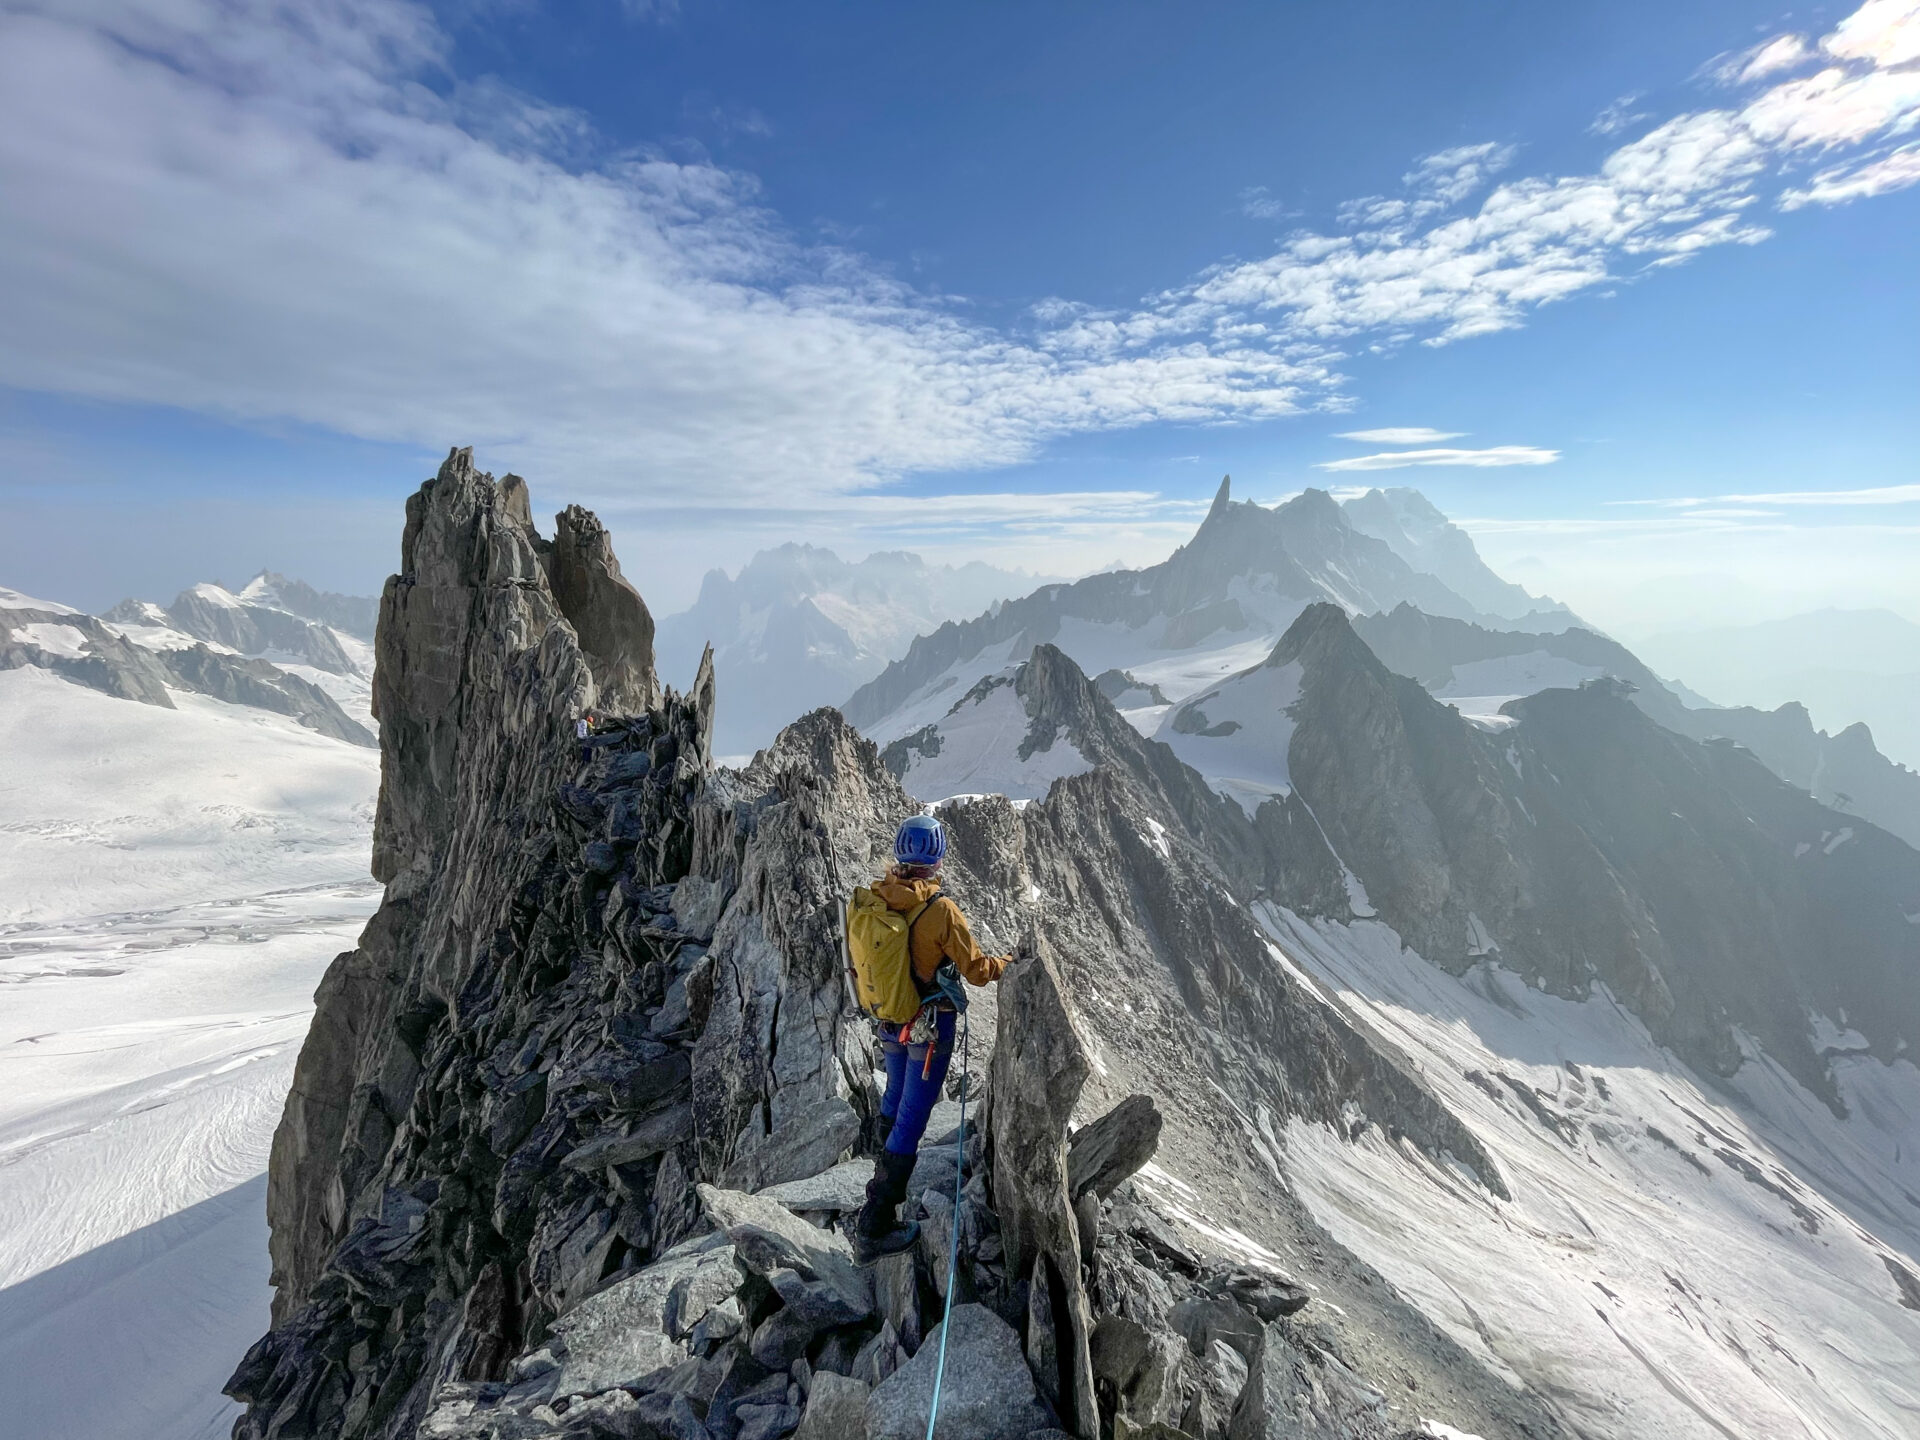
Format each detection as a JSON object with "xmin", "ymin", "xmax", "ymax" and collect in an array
[{"xmin": 905, "ymin": 888, "xmax": 944, "ymax": 929}]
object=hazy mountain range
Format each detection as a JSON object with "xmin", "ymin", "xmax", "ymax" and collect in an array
[
  {"xmin": 1633, "ymin": 609, "xmax": 1920, "ymax": 772},
  {"xmin": 654, "ymin": 544, "xmax": 1059, "ymax": 757}
]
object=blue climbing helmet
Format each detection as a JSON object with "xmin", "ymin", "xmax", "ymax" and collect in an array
[{"xmin": 893, "ymin": 814, "xmax": 947, "ymax": 868}]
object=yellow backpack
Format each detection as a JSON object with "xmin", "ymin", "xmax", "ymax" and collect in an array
[{"xmin": 847, "ymin": 887, "xmax": 941, "ymax": 1024}]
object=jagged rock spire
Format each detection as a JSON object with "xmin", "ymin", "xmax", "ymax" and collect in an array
[
  {"xmin": 551, "ymin": 504, "xmax": 661, "ymax": 714},
  {"xmin": 1207, "ymin": 473, "xmax": 1232, "ymax": 521}
]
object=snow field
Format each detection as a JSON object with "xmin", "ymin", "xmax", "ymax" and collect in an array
[
  {"xmin": 0, "ymin": 663, "xmax": 381, "ymax": 1440},
  {"xmin": 0, "ymin": 666, "xmax": 378, "ymax": 925},
  {"xmin": 0, "ymin": 884, "xmax": 376, "ymax": 1440},
  {"xmin": 1153, "ymin": 660, "xmax": 1304, "ymax": 814},
  {"xmin": 895, "ymin": 678, "xmax": 1094, "ymax": 802},
  {"xmin": 1259, "ymin": 906, "xmax": 1920, "ymax": 1440}
]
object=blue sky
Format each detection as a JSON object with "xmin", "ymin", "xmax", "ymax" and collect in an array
[{"xmin": 1, "ymin": 0, "xmax": 1915, "ymax": 631}]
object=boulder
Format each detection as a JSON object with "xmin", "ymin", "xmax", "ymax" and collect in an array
[
  {"xmin": 1066, "ymin": 1095, "xmax": 1162, "ymax": 1202},
  {"xmin": 792, "ymin": 1372, "xmax": 870, "ymax": 1440},
  {"xmin": 864, "ymin": 1304, "xmax": 1057, "ymax": 1440},
  {"xmin": 548, "ymin": 1237, "xmax": 736, "ymax": 1397},
  {"xmin": 696, "ymin": 1185, "xmax": 872, "ymax": 1321},
  {"xmin": 986, "ymin": 946, "xmax": 1099, "ymax": 1439}
]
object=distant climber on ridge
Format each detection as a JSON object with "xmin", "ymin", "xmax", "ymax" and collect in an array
[{"xmin": 844, "ymin": 814, "xmax": 1010, "ymax": 1265}]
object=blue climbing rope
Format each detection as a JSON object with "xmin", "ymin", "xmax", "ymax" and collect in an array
[{"xmin": 924, "ymin": 1007, "xmax": 969, "ymax": 1440}]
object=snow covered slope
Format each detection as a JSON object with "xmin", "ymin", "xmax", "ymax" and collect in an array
[
  {"xmin": 0, "ymin": 661, "xmax": 379, "ymax": 1440},
  {"xmin": 1154, "ymin": 658, "xmax": 1304, "ymax": 814},
  {"xmin": 881, "ymin": 671, "xmax": 1093, "ymax": 801},
  {"xmin": 1262, "ymin": 905, "xmax": 1920, "ymax": 1440},
  {"xmin": 0, "ymin": 882, "xmax": 376, "ymax": 1440},
  {"xmin": 0, "ymin": 666, "xmax": 377, "ymax": 924}
]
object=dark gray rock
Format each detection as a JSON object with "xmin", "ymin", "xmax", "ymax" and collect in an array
[
  {"xmin": 864, "ymin": 1304, "xmax": 1057, "ymax": 1440},
  {"xmin": 985, "ymin": 946, "xmax": 1099, "ymax": 1439},
  {"xmin": 551, "ymin": 504, "xmax": 660, "ymax": 714},
  {"xmin": 734, "ymin": 1402, "xmax": 801, "ymax": 1440},
  {"xmin": 791, "ymin": 1372, "xmax": 869, "ymax": 1440},
  {"xmin": 1066, "ymin": 1095, "xmax": 1162, "ymax": 1202}
]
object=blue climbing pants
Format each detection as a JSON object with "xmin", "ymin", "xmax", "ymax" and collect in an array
[{"xmin": 877, "ymin": 1008, "xmax": 956, "ymax": 1157}]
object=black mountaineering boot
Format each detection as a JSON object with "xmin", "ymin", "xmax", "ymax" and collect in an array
[{"xmin": 850, "ymin": 1150, "xmax": 920, "ymax": 1265}]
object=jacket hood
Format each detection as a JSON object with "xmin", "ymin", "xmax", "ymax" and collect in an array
[{"xmin": 872, "ymin": 872, "xmax": 942, "ymax": 910}]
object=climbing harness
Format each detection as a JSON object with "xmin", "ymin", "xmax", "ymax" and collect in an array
[{"xmin": 924, "ymin": 1007, "xmax": 969, "ymax": 1440}]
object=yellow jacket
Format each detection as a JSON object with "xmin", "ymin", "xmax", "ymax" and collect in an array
[{"xmin": 870, "ymin": 870, "xmax": 1010, "ymax": 990}]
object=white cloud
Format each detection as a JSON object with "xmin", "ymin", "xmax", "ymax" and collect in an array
[
  {"xmin": 1239, "ymin": 185, "xmax": 1291, "ymax": 220},
  {"xmin": 1724, "ymin": 35, "xmax": 1815, "ymax": 85},
  {"xmin": 1780, "ymin": 143, "xmax": 1920, "ymax": 207},
  {"xmin": 1823, "ymin": 0, "xmax": 1920, "ymax": 68},
  {"xmin": 1334, "ymin": 427, "xmax": 1467, "ymax": 444},
  {"xmin": 0, "ymin": 0, "xmax": 1334, "ymax": 508},
  {"xmin": 0, "ymin": 0, "xmax": 1916, "ymax": 519},
  {"xmin": 1590, "ymin": 93, "xmax": 1652, "ymax": 136},
  {"xmin": 1612, "ymin": 483, "xmax": 1920, "ymax": 507},
  {"xmin": 1317, "ymin": 446, "xmax": 1559, "ymax": 472}
]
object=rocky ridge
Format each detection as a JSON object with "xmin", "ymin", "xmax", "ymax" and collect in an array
[
  {"xmin": 1353, "ymin": 603, "xmax": 1920, "ymax": 850},
  {"xmin": 1170, "ymin": 603, "xmax": 1920, "ymax": 1104},
  {"xmin": 228, "ymin": 450, "xmax": 1567, "ymax": 1440},
  {"xmin": 1, "ymin": 592, "xmax": 374, "ymax": 745}
]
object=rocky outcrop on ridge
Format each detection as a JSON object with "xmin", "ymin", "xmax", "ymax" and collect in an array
[
  {"xmin": 229, "ymin": 451, "xmax": 1566, "ymax": 1440},
  {"xmin": 550, "ymin": 505, "xmax": 661, "ymax": 715}
]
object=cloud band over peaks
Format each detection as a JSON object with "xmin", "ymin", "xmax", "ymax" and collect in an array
[{"xmin": 1319, "ymin": 446, "xmax": 1560, "ymax": 472}]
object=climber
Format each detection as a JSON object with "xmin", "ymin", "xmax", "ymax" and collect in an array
[
  {"xmin": 846, "ymin": 813, "xmax": 1011, "ymax": 1265},
  {"xmin": 574, "ymin": 710, "xmax": 595, "ymax": 763}
]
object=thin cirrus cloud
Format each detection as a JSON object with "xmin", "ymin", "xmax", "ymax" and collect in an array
[
  {"xmin": 0, "ymin": 0, "xmax": 1916, "ymax": 514},
  {"xmin": 1334, "ymin": 427, "xmax": 1467, "ymax": 444},
  {"xmin": 1613, "ymin": 483, "xmax": 1920, "ymax": 507},
  {"xmin": 1318, "ymin": 446, "xmax": 1560, "ymax": 472}
]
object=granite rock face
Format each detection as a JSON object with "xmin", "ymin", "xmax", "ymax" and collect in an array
[{"xmin": 551, "ymin": 504, "xmax": 661, "ymax": 715}]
